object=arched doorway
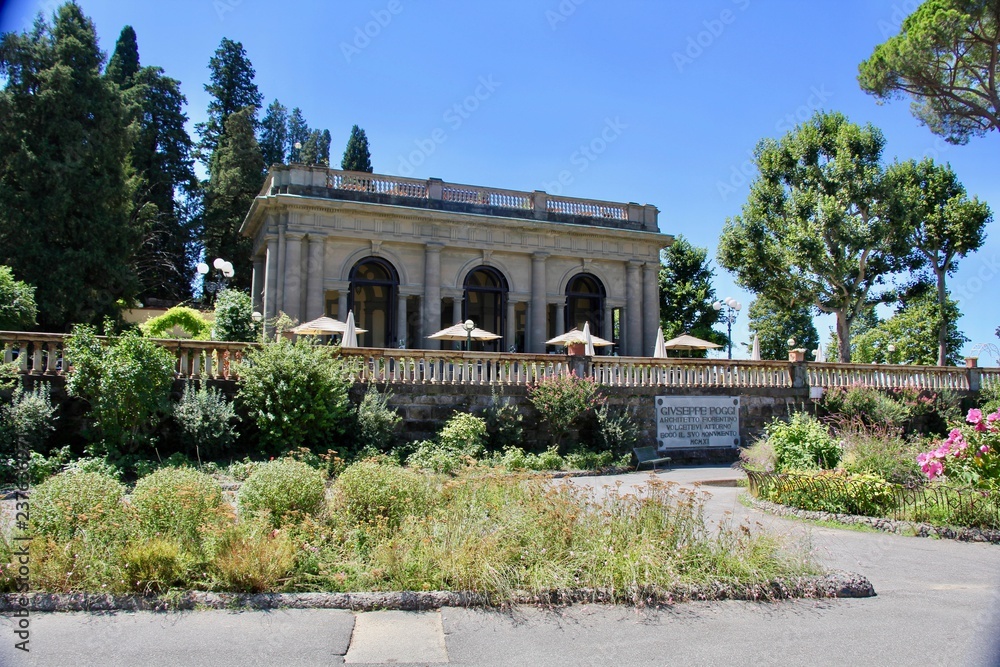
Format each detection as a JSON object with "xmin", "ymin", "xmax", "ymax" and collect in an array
[
  {"xmin": 349, "ymin": 257, "xmax": 398, "ymax": 348},
  {"xmin": 565, "ymin": 273, "xmax": 605, "ymax": 339},
  {"xmin": 464, "ymin": 266, "xmax": 507, "ymax": 352}
]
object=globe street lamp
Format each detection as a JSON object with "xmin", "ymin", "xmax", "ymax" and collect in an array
[
  {"xmin": 197, "ymin": 257, "xmax": 234, "ymax": 305},
  {"xmin": 887, "ymin": 344, "xmax": 896, "ymax": 365},
  {"xmin": 463, "ymin": 319, "xmax": 476, "ymax": 351},
  {"xmin": 713, "ymin": 297, "xmax": 742, "ymax": 359}
]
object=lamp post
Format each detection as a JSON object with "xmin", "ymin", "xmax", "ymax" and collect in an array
[
  {"xmin": 713, "ymin": 297, "xmax": 742, "ymax": 359},
  {"xmin": 887, "ymin": 344, "xmax": 896, "ymax": 365},
  {"xmin": 463, "ymin": 319, "xmax": 476, "ymax": 351},
  {"xmin": 197, "ymin": 257, "xmax": 234, "ymax": 305}
]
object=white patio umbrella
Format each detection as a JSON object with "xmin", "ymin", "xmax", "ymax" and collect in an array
[
  {"xmin": 583, "ymin": 321, "xmax": 596, "ymax": 356},
  {"xmin": 427, "ymin": 322, "xmax": 502, "ymax": 342},
  {"xmin": 545, "ymin": 328, "xmax": 614, "ymax": 347},
  {"xmin": 653, "ymin": 326, "xmax": 667, "ymax": 358},
  {"xmin": 342, "ymin": 310, "xmax": 359, "ymax": 348},
  {"xmin": 750, "ymin": 334, "xmax": 761, "ymax": 361},
  {"xmin": 813, "ymin": 343, "xmax": 823, "ymax": 361},
  {"xmin": 290, "ymin": 316, "xmax": 366, "ymax": 336}
]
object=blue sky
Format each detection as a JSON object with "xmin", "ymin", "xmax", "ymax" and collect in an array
[{"xmin": 3, "ymin": 0, "xmax": 999, "ymax": 362}]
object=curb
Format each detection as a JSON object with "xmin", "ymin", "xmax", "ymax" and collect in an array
[
  {"xmin": 0, "ymin": 573, "xmax": 874, "ymax": 612},
  {"xmin": 745, "ymin": 495, "xmax": 1000, "ymax": 545}
]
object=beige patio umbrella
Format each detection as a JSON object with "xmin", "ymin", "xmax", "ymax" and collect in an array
[
  {"xmin": 583, "ymin": 322, "xmax": 597, "ymax": 356},
  {"xmin": 653, "ymin": 326, "xmax": 668, "ymax": 358},
  {"xmin": 428, "ymin": 322, "xmax": 502, "ymax": 349},
  {"xmin": 661, "ymin": 333, "xmax": 722, "ymax": 357},
  {"xmin": 290, "ymin": 316, "xmax": 367, "ymax": 336},
  {"xmin": 546, "ymin": 328, "xmax": 613, "ymax": 347},
  {"xmin": 750, "ymin": 334, "xmax": 761, "ymax": 361},
  {"xmin": 342, "ymin": 311, "xmax": 359, "ymax": 348}
]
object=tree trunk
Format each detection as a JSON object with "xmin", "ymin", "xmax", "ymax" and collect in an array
[
  {"xmin": 936, "ymin": 267, "xmax": 948, "ymax": 367},
  {"xmin": 836, "ymin": 310, "xmax": 852, "ymax": 363}
]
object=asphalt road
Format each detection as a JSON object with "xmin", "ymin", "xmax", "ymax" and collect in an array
[{"xmin": 2, "ymin": 467, "xmax": 998, "ymax": 667}]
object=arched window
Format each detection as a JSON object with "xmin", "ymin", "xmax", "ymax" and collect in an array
[
  {"xmin": 565, "ymin": 273, "xmax": 605, "ymax": 338},
  {"xmin": 349, "ymin": 257, "xmax": 399, "ymax": 348},
  {"xmin": 464, "ymin": 267, "xmax": 507, "ymax": 352}
]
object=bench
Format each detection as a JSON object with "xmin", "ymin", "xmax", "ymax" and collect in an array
[{"xmin": 633, "ymin": 446, "xmax": 671, "ymax": 472}]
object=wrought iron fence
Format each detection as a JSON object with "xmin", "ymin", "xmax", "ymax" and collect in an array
[{"xmin": 746, "ymin": 469, "xmax": 1000, "ymax": 530}]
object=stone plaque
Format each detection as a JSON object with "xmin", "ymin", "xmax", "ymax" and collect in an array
[{"xmin": 655, "ymin": 396, "xmax": 740, "ymax": 450}]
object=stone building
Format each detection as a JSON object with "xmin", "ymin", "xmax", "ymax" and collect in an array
[{"xmin": 240, "ymin": 165, "xmax": 671, "ymax": 354}]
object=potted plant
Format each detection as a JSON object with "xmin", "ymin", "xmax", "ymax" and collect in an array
[{"xmin": 564, "ymin": 337, "xmax": 586, "ymax": 356}]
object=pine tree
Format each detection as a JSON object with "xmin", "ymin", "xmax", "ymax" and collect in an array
[
  {"xmin": 259, "ymin": 99, "xmax": 288, "ymax": 167},
  {"xmin": 105, "ymin": 25, "xmax": 139, "ymax": 86},
  {"xmin": 300, "ymin": 129, "xmax": 331, "ymax": 166},
  {"xmin": 202, "ymin": 107, "xmax": 263, "ymax": 291},
  {"xmin": 341, "ymin": 124, "xmax": 373, "ymax": 172},
  {"xmin": 319, "ymin": 129, "xmax": 331, "ymax": 165},
  {"xmin": 195, "ymin": 38, "xmax": 261, "ymax": 161},
  {"xmin": 287, "ymin": 107, "xmax": 309, "ymax": 163},
  {"xmin": 0, "ymin": 3, "xmax": 140, "ymax": 329},
  {"xmin": 657, "ymin": 236, "xmax": 726, "ymax": 357}
]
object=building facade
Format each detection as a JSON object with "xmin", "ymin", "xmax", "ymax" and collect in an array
[{"xmin": 240, "ymin": 165, "xmax": 671, "ymax": 355}]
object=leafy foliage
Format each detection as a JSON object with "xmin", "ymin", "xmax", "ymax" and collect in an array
[
  {"xmin": 140, "ymin": 307, "xmax": 211, "ymax": 339},
  {"xmin": 212, "ymin": 288, "xmax": 256, "ymax": 341},
  {"xmin": 746, "ymin": 295, "xmax": 818, "ymax": 361},
  {"xmin": 528, "ymin": 373, "xmax": 602, "ymax": 450},
  {"xmin": 764, "ymin": 413, "xmax": 840, "ymax": 472},
  {"xmin": 238, "ymin": 458, "xmax": 326, "ymax": 526},
  {"xmin": 851, "ymin": 288, "xmax": 968, "ymax": 365},
  {"xmin": 32, "ymin": 471, "xmax": 127, "ymax": 541},
  {"xmin": 858, "ymin": 0, "xmax": 1000, "ymax": 144},
  {"xmin": 341, "ymin": 124, "xmax": 373, "ymax": 172},
  {"xmin": 235, "ymin": 339, "xmax": 353, "ymax": 454},
  {"xmin": 593, "ymin": 404, "xmax": 641, "ymax": 456},
  {"xmin": 173, "ymin": 382, "xmax": 238, "ymax": 458},
  {"xmin": 195, "ymin": 37, "xmax": 261, "ymax": 161},
  {"xmin": 0, "ymin": 383, "xmax": 56, "ymax": 456},
  {"xmin": 657, "ymin": 236, "xmax": 726, "ymax": 355},
  {"xmin": 65, "ymin": 326, "xmax": 176, "ymax": 457},
  {"xmin": 0, "ymin": 266, "xmax": 37, "ymax": 330},
  {"xmin": 481, "ymin": 387, "xmax": 524, "ymax": 452},
  {"xmin": 718, "ymin": 111, "xmax": 912, "ymax": 362},
  {"xmin": 259, "ymin": 99, "xmax": 289, "ymax": 167},
  {"xmin": 331, "ymin": 459, "xmax": 431, "ymax": 528},
  {"xmin": 352, "ymin": 386, "xmax": 401, "ymax": 455},
  {"xmin": 131, "ymin": 466, "xmax": 228, "ymax": 544}
]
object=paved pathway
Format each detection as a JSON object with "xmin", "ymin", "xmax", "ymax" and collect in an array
[{"xmin": 3, "ymin": 466, "xmax": 999, "ymax": 666}]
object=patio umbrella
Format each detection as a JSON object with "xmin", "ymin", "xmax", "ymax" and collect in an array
[
  {"xmin": 661, "ymin": 333, "xmax": 722, "ymax": 357},
  {"xmin": 342, "ymin": 311, "xmax": 359, "ymax": 348},
  {"xmin": 750, "ymin": 334, "xmax": 761, "ymax": 361},
  {"xmin": 290, "ymin": 316, "xmax": 367, "ymax": 336},
  {"xmin": 653, "ymin": 327, "xmax": 667, "ymax": 358},
  {"xmin": 428, "ymin": 323, "xmax": 502, "ymax": 342},
  {"xmin": 545, "ymin": 328, "xmax": 613, "ymax": 347},
  {"xmin": 583, "ymin": 322, "xmax": 596, "ymax": 356},
  {"xmin": 813, "ymin": 343, "xmax": 823, "ymax": 361}
]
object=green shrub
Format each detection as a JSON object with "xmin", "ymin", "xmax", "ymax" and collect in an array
[
  {"xmin": 352, "ymin": 386, "xmax": 401, "ymax": 454},
  {"xmin": 758, "ymin": 471, "xmax": 896, "ymax": 517},
  {"xmin": 528, "ymin": 373, "xmax": 602, "ymax": 449},
  {"xmin": 740, "ymin": 438, "xmax": 777, "ymax": 473},
  {"xmin": 0, "ymin": 383, "xmax": 57, "ymax": 454},
  {"xmin": 131, "ymin": 467, "xmax": 228, "ymax": 544},
  {"xmin": 66, "ymin": 326, "xmax": 175, "ymax": 457},
  {"xmin": 438, "ymin": 412, "xmax": 487, "ymax": 453},
  {"xmin": 496, "ymin": 446, "xmax": 563, "ymax": 471},
  {"xmin": 119, "ymin": 538, "xmax": 184, "ymax": 594},
  {"xmin": 238, "ymin": 459, "xmax": 326, "ymax": 526},
  {"xmin": 26, "ymin": 446, "xmax": 71, "ymax": 485},
  {"xmin": 32, "ymin": 471, "xmax": 127, "ymax": 541},
  {"xmin": 173, "ymin": 382, "xmax": 238, "ymax": 458},
  {"xmin": 332, "ymin": 460, "xmax": 431, "ymax": 528},
  {"xmin": 593, "ymin": 404, "xmax": 640, "ymax": 456},
  {"xmin": 208, "ymin": 516, "xmax": 295, "ymax": 592},
  {"xmin": 481, "ymin": 387, "xmax": 523, "ymax": 452},
  {"xmin": 564, "ymin": 448, "xmax": 622, "ymax": 470},
  {"xmin": 836, "ymin": 420, "xmax": 924, "ymax": 485},
  {"xmin": 235, "ymin": 339, "xmax": 354, "ymax": 454},
  {"xmin": 62, "ymin": 457, "xmax": 122, "ymax": 480},
  {"xmin": 765, "ymin": 412, "xmax": 840, "ymax": 472},
  {"xmin": 406, "ymin": 440, "xmax": 473, "ymax": 474},
  {"xmin": 819, "ymin": 385, "xmax": 911, "ymax": 429},
  {"xmin": 140, "ymin": 307, "xmax": 211, "ymax": 340},
  {"xmin": 212, "ymin": 289, "xmax": 257, "ymax": 342}
]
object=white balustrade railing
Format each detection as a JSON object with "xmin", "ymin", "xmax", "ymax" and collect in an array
[
  {"xmin": 326, "ymin": 170, "xmax": 429, "ymax": 199},
  {"xmin": 546, "ymin": 195, "xmax": 628, "ymax": 220},
  {"xmin": 0, "ymin": 331, "xmax": 985, "ymax": 392},
  {"xmin": 807, "ymin": 362, "xmax": 969, "ymax": 391},
  {"xmin": 591, "ymin": 357, "xmax": 792, "ymax": 388},
  {"xmin": 441, "ymin": 185, "xmax": 532, "ymax": 210}
]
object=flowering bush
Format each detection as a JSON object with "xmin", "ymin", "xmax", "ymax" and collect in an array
[
  {"xmin": 917, "ymin": 408, "xmax": 1000, "ymax": 489},
  {"xmin": 528, "ymin": 372, "xmax": 602, "ymax": 450}
]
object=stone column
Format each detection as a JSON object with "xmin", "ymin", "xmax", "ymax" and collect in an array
[
  {"xmin": 643, "ymin": 262, "xmax": 660, "ymax": 357},
  {"xmin": 337, "ymin": 291, "xmax": 348, "ymax": 321},
  {"xmin": 603, "ymin": 304, "xmax": 613, "ymax": 344},
  {"xmin": 263, "ymin": 242, "xmax": 278, "ymax": 336},
  {"xmin": 505, "ymin": 299, "xmax": 516, "ymax": 351},
  {"xmin": 452, "ymin": 296, "xmax": 462, "ymax": 325},
  {"xmin": 276, "ymin": 222, "xmax": 286, "ymax": 311},
  {"xmin": 626, "ymin": 260, "xmax": 642, "ymax": 356},
  {"xmin": 251, "ymin": 255, "xmax": 264, "ymax": 312},
  {"xmin": 283, "ymin": 233, "xmax": 303, "ymax": 322},
  {"xmin": 530, "ymin": 252, "xmax": 548, "ymax": 353},
  {"xmin": 423, "ymin": 243, "xmax": 443, "ymax": 350},
  {"xmin": 305, "ymin": 235, "xmax": 325, "ymax": 321},
  {"xmin": 397, "ymin": 293, "xmax": 408, "ymax": 347},
  {"xmin": 555, "ymin": 302, "xmax": 565, "ymax": 335}
]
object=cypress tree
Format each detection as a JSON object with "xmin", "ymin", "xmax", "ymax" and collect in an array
[
  {"xmin": 0, "ymin": 3, "xmax": 140, "ymax": 329},
  {"xmin": 287, "ymin": 107, "xmax": 309, "ymax": 163},
  {"xmin": 341, "ymin": 124, "xmax": 373, "ymax": 172},
  {"xmin": 196, "ymin": 38, "xmax": 261, "ymax": 161},
  {"xmin": 105, "ymin": 24, "xmax": 139, "ymax": 86},
  {"xmin": 259, "ymin": 99, "xmax": 289, "ymax": 167}
]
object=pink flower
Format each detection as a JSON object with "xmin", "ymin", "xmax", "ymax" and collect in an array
[
  {"xmin": 946, "ymin": 428, "xmax": 963, "ymax": 443},
  {"xmin": 988, "ymin": 411, "xmax": 1000, "ymax": 424},
  {"xmin": 922, "ymin": 459, "xmax": 944, "ymax": 481},
  {"xmin": 981, "ymin": 445, "xmax": 990, "ymax": 454},
  {"xmin": 967, "ymin": 409, "xmax": 983, "ymax": 424},
  {"xmin": 976, "ymin": 421, "xmax": 989, "ymax": 432},
  {"xmin": 934, "ymin": 445, "xmax": 951, "ymax": 458}
]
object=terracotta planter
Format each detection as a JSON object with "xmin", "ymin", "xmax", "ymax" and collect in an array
[{"xmin": 567, "ymin": 342, "xmax": 586, "ymax": 356}]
